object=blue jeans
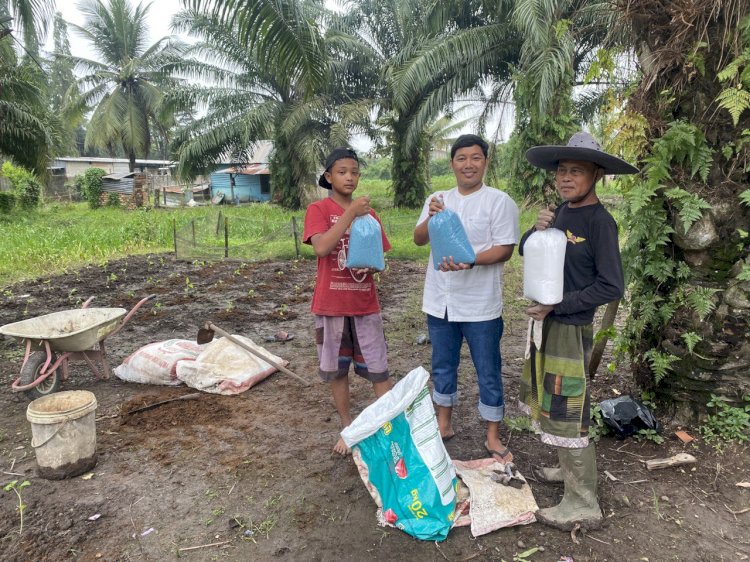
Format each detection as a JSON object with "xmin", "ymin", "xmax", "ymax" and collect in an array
[{"xmin": 427, "ymin": 313, "xmax": 504, "ymax": 421}]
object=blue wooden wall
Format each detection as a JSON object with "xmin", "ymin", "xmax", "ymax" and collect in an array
[{"xmin": 209, "ymin": 172, "xmax": 271, "ymax": 203}]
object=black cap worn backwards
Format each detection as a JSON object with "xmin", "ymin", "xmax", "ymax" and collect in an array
[{"xmin": 318, "ymin": 147, "xmax": 359, "ymax": 189}]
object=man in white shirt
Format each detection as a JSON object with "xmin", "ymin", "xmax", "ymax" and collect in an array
[{"xmin": 414, "ymin": 134, "xmax": 520, "ymax": 462}]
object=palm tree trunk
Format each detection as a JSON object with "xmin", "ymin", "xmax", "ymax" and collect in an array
[
  {"xmin": 129, "ymin": 150, "xmax": 136, "ymax": 173},
  {"xmin": 622, "ymin": 1, "xmax": 750, "ymax": 420},
  {"xmin": 391, "ymin": 123, "xmax": 429, "ymax": 209}
]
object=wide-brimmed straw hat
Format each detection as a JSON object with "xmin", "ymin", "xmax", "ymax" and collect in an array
[
  {"xmin": 318, "ymin": 147, "xmax": 359, "ymax": 189},
  {"xmin": 525, "ymin": 132, "xmax": 639, "ymax": 175}
]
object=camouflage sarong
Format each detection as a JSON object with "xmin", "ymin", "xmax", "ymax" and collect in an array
[{"xmin": 519, "ymin": 318, "xmax": 592, "ymax": 449}]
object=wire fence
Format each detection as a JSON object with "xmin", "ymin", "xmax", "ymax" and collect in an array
[{"xmin": 173, "ymin": 211, "xmax": 423, "ymax": 261}]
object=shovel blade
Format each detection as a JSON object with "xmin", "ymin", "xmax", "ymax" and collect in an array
[{"xmin": 197, "ymin": 326, "xmax": 214, "ymax": 345}]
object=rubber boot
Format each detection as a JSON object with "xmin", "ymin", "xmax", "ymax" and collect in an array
[
  {"xmin": 535, "ymin": 444, "xmax": 603, "ymax": 531},
  {"xmin": 534, "ymin": 465, "xmax": 563, "ymax": 484}
]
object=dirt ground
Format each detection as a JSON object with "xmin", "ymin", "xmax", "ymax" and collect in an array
[{"xmin": 0, "ymin": 255, "xmax": 748, "ymax": 562}]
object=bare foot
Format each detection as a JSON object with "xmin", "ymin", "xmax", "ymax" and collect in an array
[
  {"xmin": 333, "ymin": 437, "xmax": 351, "ymax": 456},
  {"xmin": 436, "ymin": 405, "xmax": 454, "ymax": 442}
]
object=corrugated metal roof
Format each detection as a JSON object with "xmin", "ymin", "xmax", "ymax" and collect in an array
[
  {"xmin": 54, "ymin": 157, "xmax": 173, "ymax": 165},
  {"xmin": 215, "ymin": 164, "xmax": 270, "ymax": 175},
  {"xmin": 102, "ymin": 172, "xmax": 139, "ymax": 180}
]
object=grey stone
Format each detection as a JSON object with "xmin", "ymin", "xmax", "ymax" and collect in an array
[{"xmin": 673, "ymin": 215, "xmax": 718, "ymax": 250}]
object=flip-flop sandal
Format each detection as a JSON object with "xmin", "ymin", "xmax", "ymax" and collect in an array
[
  {"xmin": 441, "ymin": 432, "xmax": 456, "ymax": 443},
  {"xmin": 484, "ymin": 440, "xmax": 514, "ymax": 464}
]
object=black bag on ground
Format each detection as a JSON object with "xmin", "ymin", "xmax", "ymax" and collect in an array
[{"xmin": 598, "ymin": 396, "xmax": 660, "ymax": 438}]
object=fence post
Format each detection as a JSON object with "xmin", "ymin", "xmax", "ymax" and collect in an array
[
  {"xmin": 163, "ymin": 186, "xmax": 167, "ymax": 206},
  {"xmin": 224, "ymin": 217, "xmax": 229, "ymax": 258},
  {"xmin": 172, "ymin": 218, "xmax": 177, "ymax": 254},
  {"xmin": 191, "ymin": 219, "xmax": 196, "ymax": 247},
  {"xmin": 291, "ymin": 217, "xmax": 300, "ymax": 259},
  {"xmin": 215, "ymin": 210, "xmax": 223, "ymax": 236}
]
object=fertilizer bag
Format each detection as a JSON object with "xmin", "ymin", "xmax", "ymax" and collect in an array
[
  {"xmin": 428, "ymin": 209, "xmax": 475, "ymax": 270},
  {"xmin": 342, "ymin": 367, "xmax": 457, "ymax": 541},
  {"xmin": 523, "ymin": 228, "xmax": 567, "ymax": 305},
  {"xmin": 346, "ymin": 214, "xmax": 385, "ymax": 271},
  {"xmin": 114, "ymin": 339, "xmax": 204, "ymax": 385}
]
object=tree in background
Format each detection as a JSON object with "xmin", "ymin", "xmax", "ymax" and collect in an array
[
  {"xmin": 336, "ymin": 0, "xmax": 520, "ymax": 207},
  {"xmin": 496, "ymin": 0, "xmax": 627, "ymax": 201},
  {"xmin": 65, "ymin": 0, "xmax": 182, "ymax": 172},
  {"xmin": 0, "ymin": 9, "xmax": 59, "ymax": 175},
  {"xmin": 0, "ymin": 0, "xmax": 54, "ymax": 53},
  {"xmin": 45, "ymin": 11, "xmax": 80, "ymax": 155},
  {"xmin": 172, "ymin": 2, "xmax": 369, "ymax": 209}
]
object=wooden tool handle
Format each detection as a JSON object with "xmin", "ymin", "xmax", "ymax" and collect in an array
[{"xmin": 205, "ymin": 322, "xmax": 311, "ymax": 387}]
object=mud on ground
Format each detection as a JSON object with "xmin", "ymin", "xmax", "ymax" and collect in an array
[{"xmin": 0, "ymin": 255, "xmax": 748, "ymax": 562}]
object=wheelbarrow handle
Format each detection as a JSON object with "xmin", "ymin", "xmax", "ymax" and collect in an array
[{"xmin": 108, "ymin": 295, "xmax": 156, "ymax": 338}]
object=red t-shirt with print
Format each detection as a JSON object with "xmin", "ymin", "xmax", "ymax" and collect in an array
[{"xmin": 303, "ymin": 197, "xmax": 391, "ymax": 316}]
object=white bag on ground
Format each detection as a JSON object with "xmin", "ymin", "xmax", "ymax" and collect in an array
[
  {"xmin": 342, "ymin": 367, "xmax": 457, "ymax": 541},
  {"xmin": 114, "ymin": 339, "xmax": 205, "ymax": 385},
  {"xmin": 523, "ymin": 228, "xmax": 567, "ymax": 305},
  {"xmin": 452, "ymin": 458, "xmax": 537, "ymax": 536},
  {"xmin": 175, "ymin": 335, "xmax": 287, "ymax": 395}
]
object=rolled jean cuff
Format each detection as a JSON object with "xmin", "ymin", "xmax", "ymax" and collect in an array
[
  {"xmin": 432, "ymin": 389, "xmax": 459, "ymax": 407},
  {"xmin": 479, "ymin": 401, "xmax": 504, "ymax": 422}
]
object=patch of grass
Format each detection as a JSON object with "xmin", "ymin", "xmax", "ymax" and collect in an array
[
  {"xmin": 505, "ymin": 415, "xmax": 533, "ymax": 432},
  {"xmin": 699, "ymin": 394, "xmax": 750, "ymax": 450},
  {"xmin": 0, "ymin": 180, "xmax": 536, "ymax": 288},
  {"xmin": 264, "ymin": 493, "xmax": 282, "ymax": 509}
]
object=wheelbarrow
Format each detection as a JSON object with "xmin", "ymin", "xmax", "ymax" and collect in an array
[{"xmin": 0, "ymin": 295, "xmax": 154, "ymax": 399}]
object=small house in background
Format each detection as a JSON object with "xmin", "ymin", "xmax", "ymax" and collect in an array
[
  {"xmin": 209, "ymin": 164, "xmax": 271, "ymax": 203},
  {"xmin": 101, "ymin": 172, "xmax": 147, "ymax": 208},
  {"xmin": 52, "ymin": 157, "xmax": 172, "ymax": 178},
  {"xmin": 209, "ymin": 142, "xmax": 273, "ymax": 204}
]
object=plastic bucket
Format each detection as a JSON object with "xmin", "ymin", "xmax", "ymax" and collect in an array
[{"xmin": 26, "ymin": 390, "xmax": 98, "ymax": 479}]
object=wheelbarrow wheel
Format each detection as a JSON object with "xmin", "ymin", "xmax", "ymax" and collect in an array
[{"xmin": 20, "ymin": 351, "xmax": 60, "ymax": 400}]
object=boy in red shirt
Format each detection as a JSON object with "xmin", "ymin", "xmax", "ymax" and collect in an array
[{"xmin": 303, "ymin": 147, "xmax": 392, "ymax": 455}]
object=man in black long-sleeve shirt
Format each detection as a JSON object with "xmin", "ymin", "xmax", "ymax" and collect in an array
[{"xmin": 518, "ymin": 132, "xmax": 638, "ymax": 532}]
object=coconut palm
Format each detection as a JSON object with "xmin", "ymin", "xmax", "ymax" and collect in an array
[
  {"xmin": 0, "ymin": 0, "xmax": 55, "ymax": 52},
  {"xmin": 168, "ymin": 7, "xmax": 370, "ymax": 209},
  {"xmin": 64, "ymin": 0, "xmax": 182, "ymax": 172}
]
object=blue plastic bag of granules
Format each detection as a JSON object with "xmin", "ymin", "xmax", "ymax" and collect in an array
[
  {"xmin": 346, "ymin": 214, "xmax": 385, "ymax": 271},
  {"xmin": 428, "ymin": 209, "xmax": 475, "ymax": 270}
]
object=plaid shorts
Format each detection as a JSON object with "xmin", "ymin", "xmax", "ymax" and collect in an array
[{"xmin": 314, "ymin": 314, "xmax": 389, "ymax": 383}]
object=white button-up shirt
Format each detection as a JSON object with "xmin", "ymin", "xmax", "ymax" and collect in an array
[{"xmin": 417, "ymin": 185, "xmax": 519, "ymax": 322}]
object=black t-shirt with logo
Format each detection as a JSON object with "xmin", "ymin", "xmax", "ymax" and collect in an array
[{"xmin": 519, "ymin": 202, "xmax": 624, "ymax": 326}]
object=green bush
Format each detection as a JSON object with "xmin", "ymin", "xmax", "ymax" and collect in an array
[
  {"xmin": 1, "ymin": 162, "xmax": 41, "ymax": 209},
  {"xmin": 429, "ymin": 156, "xmax": 451, "ymax": 177},
  {"xmin": 107, "ymin": 192, "xmax": 121, "ymax": 207},
  {"xmin": 0, "ymin": 192, "xmax": 15, "ymax": 214},
  {"xmin": 78, "ymin": 168, "xmax": 106, "ymax": 209},
  {"xmin": 361, "ymin": 157, "xmax": 392, "ymax": 180}
]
